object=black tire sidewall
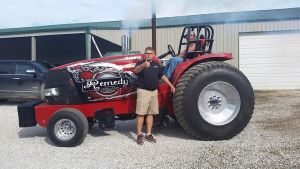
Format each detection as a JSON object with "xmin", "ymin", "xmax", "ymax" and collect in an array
[
  {"xmin": 182, "ymin": 66, "xmax": 254, "ymax": 138},
  {"xmin": 47, "ymin": 109, "xmax": 87, "ymax": 147}
]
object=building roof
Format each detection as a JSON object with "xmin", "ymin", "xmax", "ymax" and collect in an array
[{"xmin": 1, "ymin": 7, "xmax": 300, "ymax": 35}]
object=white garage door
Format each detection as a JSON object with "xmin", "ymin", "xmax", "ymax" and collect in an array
[{"xmin": 239, "ymin": 32, "xmax": 300, "ymax": 90}]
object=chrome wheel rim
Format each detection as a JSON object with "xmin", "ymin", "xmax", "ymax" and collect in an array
[
  {"xmin": 54, "ymin": 119, "xmax": 76, "ymax": 141},
  {"xmin": 197, "ymin": 81, "xmax": 241, "ymax": 126}
]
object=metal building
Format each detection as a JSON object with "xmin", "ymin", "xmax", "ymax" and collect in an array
[
  {"xmin": 0, "ymin": 8, "xmax": 300, "ymax": 89},
  {"xmin": 0, "ymin": 26, "xmax": 122, "ymax": 65}
]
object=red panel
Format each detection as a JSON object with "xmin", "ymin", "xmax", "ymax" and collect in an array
[
  {"xmin": 35, "ymin": 99, "xmax": 136, "ymax": 127},
  {"xmin": 35, "ymin": 82, "xmax": 172, "ymax": 128}
]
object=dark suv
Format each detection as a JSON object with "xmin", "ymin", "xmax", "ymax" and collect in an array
[{"xmin": 0, "ymin": 60, "xmax": 49, "ymax": 101}]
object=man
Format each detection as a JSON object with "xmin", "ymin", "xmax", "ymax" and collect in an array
[
  {"xmin": 163, "ymin": 31, "xmax": 196, "ymax": 79},
  {"xmin": 134, "ymin": 47, "xmax": 175, "ymax": 145}
]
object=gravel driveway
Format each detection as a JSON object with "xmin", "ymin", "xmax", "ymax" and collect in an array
[{"xmin": 0, "ymin": 90, "xmax": 299, "ymax": 169}]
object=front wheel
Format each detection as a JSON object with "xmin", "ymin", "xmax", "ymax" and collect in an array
[
  {"xmin": 173, "ymin": 61, "xmax": 254, "ymax": 140},
  {"xmin": 47, "ymin": 108, "xmax": 88, "ymax": 147}
]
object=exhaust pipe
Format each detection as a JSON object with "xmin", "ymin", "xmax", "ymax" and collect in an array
[
  {"xmin": 121, "ymin": 35, "xmax": 129, "ymax": 55},
  {"xmin": 152, "ymin": 0, "xmax": 156, "ymax": 53}
]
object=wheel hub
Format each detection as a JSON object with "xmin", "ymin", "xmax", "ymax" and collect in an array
[
  {"xmin": 208, "ymin": 96, "xmax": 222, "ymax": 109},
  {"xmin": 54, "ymin": 119, "xmax": 76, "ymax": 141},
  {"xmin": 198, "ymin": 81, "xmax": 241, "ymax": 126}
]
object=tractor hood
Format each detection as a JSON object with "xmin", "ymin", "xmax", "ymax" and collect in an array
[
  {"xmin": 44, "ymin": 54, "xmax": 155, "ymax": 104},
  {"xmin": 52, "ymin": 54, "xmax": 146, "ymax": 71}
]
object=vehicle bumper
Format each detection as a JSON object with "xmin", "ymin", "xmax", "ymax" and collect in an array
[{"xmin": 17, "ymin": 101, "xmax": 41, "ymax": 127}]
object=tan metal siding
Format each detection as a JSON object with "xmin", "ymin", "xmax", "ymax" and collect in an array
[
  {"xmin": 91, "ymin": 29, "xmax": 122, "ymax": 45},
  {"xmin": 1, "ymin": 19, "xmax": 299, "ymax": 67},
  {"xmin": 211, "ymin": 19, "xmax": 300, "ymax": 67},
  {"xmin": 130, "ymin": 29, "xmax": 151, "ymax": 53},
  {"xmin": 156, "ymin": 27, "xmax": 182, "ymax": 58},
  {"xmin": 89, "ymin": 19, "xmax": 300, "ymax": 68}
]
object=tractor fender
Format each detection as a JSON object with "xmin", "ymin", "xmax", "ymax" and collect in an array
[{"xmin": 171, "ymin": 53, "xmax": 232, "ymax": 85}]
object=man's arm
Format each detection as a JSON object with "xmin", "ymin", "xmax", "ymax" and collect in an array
[
  {"xmin": 178, "ymin": 51, "xmax": 185, "ymax": 57},
  {"xmin": 161, "ymin": 75, "xmax": 175, "ymax": 93},
  {"xmin": 187, "ymin": 43, "xmax": 196, "ymax": 52},
  {"xmin": 134, "ymin": 61, "xmax": 150, "ymax": 73},
  {"xmin": 178, "ymin": 44, "xmax": 196, "ymax": 57}
]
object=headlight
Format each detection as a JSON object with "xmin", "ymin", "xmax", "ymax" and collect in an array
[{"xmin": 44, "ymin": 88, "xmax": 60, "ymax": 96}]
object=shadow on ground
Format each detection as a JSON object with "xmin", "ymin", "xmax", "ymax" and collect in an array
[
  {"xmin": 18, "ymin": 126, "xmax": 47, "ymax": 138},
  {"xmin": 113, "ymin": 118, "xmax": 197, "ymax": 142},
  {"xmin": 17, "ymin": 117, "xmax": 201, "ymax": 147},
  {"xmin": 0, "ymin": 100, "xmax": 26, "ymax": 106}
]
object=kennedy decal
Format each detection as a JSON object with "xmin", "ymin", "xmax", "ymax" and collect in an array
[
  {"xmin": 83, "ymin": 77, "xmax": 129, "ymax": 92},
  {"xmin": 67, "ymin": 63, "xmax": 136, "ymax": 100}
]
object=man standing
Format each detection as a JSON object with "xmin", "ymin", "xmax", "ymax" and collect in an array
[{"xmin": 134, "ymin": 47, "xmax": 175, "ymax": 145}]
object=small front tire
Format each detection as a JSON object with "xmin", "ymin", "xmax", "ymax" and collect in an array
[{"xmin": 47, "ymin": 108, "xmax": 88, "ymax": 147}]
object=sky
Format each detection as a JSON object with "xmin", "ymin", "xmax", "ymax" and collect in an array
[{"xmin": 0, "ymin": 0, "xmax": 300, "ymax": 29}]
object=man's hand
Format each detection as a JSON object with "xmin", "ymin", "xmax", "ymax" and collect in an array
[
  {"xmin": 143, "ymin": 61, "xmax": 150, "ymax": 68},
  {"xmin": 178, "ymin": 50, "xmax": 186, "ymax": 57},
  {"xmin": 134, "ymin": 60, "xmax": 150, "ymax": 73},
  {"xmin": 170, "ymin": 85, "xmax": 176, "ymax": 94},
  {"xmin": 161, "ymin": 75, "xmax": 176, "ymax": 94}
]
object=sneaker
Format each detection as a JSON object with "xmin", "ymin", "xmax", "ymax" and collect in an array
[
  {"xmin": 145, "ymin": 134, "xmax": 156, "ymax": 143},
  {"xmin": 137, "ymin": 134, "xmax": 144, "ymax": 145}
]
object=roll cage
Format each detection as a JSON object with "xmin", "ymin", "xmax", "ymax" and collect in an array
[{"xmin": 178, "ymin": 25, "xmax": 215, "ymax": 58}]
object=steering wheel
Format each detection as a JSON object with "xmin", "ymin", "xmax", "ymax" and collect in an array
[{"xmin": 168, "ymin": 44, "xmax": 176, "ymax": 57}]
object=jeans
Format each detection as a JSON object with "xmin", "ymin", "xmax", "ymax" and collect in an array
[{"xmin": 163, "ymin": 57, "xmax": 183, "ymax": 79}]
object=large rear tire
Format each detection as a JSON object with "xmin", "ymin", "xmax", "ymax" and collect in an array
[
  {"xmin": 47, "ymin": 108, "xmax": 88, "ymax": 147},
  {"xmin": 173, "ymin": 61, "xmax": 254, "ymax": 140}
]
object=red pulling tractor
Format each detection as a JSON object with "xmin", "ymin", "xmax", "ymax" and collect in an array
[{"xmin": 18, "ymin": 25, "xmax": 254, "ymax": 147}]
